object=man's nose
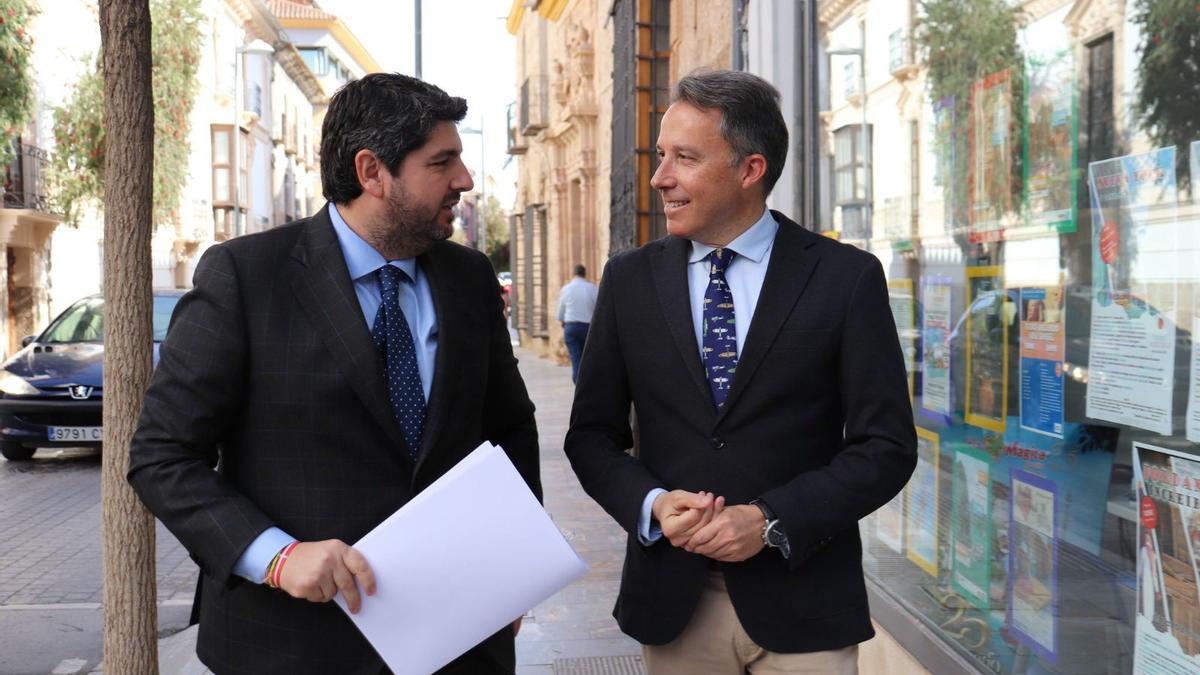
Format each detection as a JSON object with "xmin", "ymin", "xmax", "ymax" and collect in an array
[
  {"xmin": 453, "ymin": 164, "xmax": 474, "ymax": 192},
  {"xmin": 650, "ymin": 160, "xmax": 671, "ymax": 189}
]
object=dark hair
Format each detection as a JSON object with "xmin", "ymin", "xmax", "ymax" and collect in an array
[
  {"xmin": 320, "ymin": 73, "xmax": 468, "ymax": 203},
  {"xmin": 573, "ymin": 264, "xmax": 587, "ymax": 277},
  {"xmin": 673, "ymin": 70, "xmax": 788, "ymax": 195}
]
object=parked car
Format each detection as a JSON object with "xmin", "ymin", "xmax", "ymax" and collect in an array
[{"xmin": 0, "ymin": 290, "xmax": 183, "ymax": 460}]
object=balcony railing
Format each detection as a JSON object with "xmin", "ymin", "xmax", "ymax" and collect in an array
[
  {"xmin": 506, "ymin": 102, "xmax": 527, "ymax": 155},
  {"xmin": 2, "ymin": 141, "xmax": 53, "ymax": 213},
  {"xmin": 519, "ymin": 75, "xmax": 549, "ymax": 135}
]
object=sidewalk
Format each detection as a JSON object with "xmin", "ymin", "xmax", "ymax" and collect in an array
[{"xmin": 159, "ymin": 346, "xmax": 643, "ymax": 674}]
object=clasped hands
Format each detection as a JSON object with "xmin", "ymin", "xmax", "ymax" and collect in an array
[{"xmin": 651, "ymin": 490, "xmax": 766, "ymax": 562}]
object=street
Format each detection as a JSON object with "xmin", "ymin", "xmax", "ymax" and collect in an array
[
  {"xmin": 0, "ymin": 348, "xmax": 643, "ymax": 675},
  {"xmin": 0, "ymin": 448, "xmax": 197, "ymax": 674}
]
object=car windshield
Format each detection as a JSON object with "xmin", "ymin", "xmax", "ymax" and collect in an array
[{"xmin": 39, "ymin": 295, "xmax": 180, "ymax": 343}]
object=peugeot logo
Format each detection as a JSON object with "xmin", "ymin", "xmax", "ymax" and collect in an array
[{"xmin": 68, "ymin": 385, "xmax": 93, "ymax": 400}]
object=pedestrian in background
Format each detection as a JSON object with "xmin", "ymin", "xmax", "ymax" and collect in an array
[
  {"xmin": 128, "ymin": 73, "xmax": 539, "ymax": 674},
  {"xmin": 556, "ymin": 263, "xmax": 598, "ymax": 383},
  {"xmin": 565, "ymin": 70, "xmax": 916, "ymax": 674}
]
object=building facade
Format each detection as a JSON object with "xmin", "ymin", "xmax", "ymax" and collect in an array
[{"xmin": 9, "ymin": 0, "xmax": 376, "ymax": 356}]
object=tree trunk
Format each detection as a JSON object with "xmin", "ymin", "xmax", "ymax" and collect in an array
[{"xmin": 99, "ymin": 0, "xmax": 158, "ymax": 672}]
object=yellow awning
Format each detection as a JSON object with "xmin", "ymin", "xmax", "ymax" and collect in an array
[{"xmin": 506, "ymin": 0, "xmax": 571, "ymax": 35}]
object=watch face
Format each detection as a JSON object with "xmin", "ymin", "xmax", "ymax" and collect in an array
[{"xmin": 767, "ymin": 526, "xmax": 788, "ymax": 547}]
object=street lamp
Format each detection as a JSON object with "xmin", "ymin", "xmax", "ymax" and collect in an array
[
  {"xmin": 460, "ymin": 123, "xmax": 486, "ymax": 252},
  {"xmin": 828, "ymin": 23, "xmax": 870, "ymax": 243},
  {"xmin": 232, "ymin": 39, "xmax": 275, "ymax": 238}
]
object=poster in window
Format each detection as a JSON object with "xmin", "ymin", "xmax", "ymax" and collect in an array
[
  {"xmin": 922, "ymin": 276, "xmax": 953, "ymax": 421},
  {"xmin": 966, "ymin": 266, "xmax": 1008, "ymax": 433},
  {"xmin": 1008, "ymin": 469, "xmax": 1058, "ymax": 665},
  {"xmin": 951, "ymin": 444, "xmax": 992, "ymax": 609},
  {"xmin": 906, "ymin": 427, "xmax": 941, "ymax": 576},
  {"xmin": 1188, "ymin": 141, "xmax": 1200, "ymax": 444},
  {"xmin": 1132, "ymin": 443, "xmax": 1200, "ymax": 672},
  {"xmin": 889, "ymin": 278, "xmax": 917, "ymax": 398},
  {"xmin": 1019, "ymin": 285, "xmax": 1065, "ymax": 438},
  {"xmin": 1020, "ymin": 10, "xmax": 1076, "ymax": 237},
  {"xmin": 1085, "ymin": 149, "xmax": 1178, "ymax": 435},
  {"xmin": 968, "ymin": 69, "xmax": 1013, "ymax": 244}
]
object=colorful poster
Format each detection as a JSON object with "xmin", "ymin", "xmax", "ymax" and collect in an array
[
  {"xmin": 1019, "ymin": 286, "xmax": 1066, "ymax": 438},
  {"xmin": 906, "ymin": 427, "xmax": 941, "ymax": 576},
  {"xmin": 1132, "ymin": 443, "xmax": 1200, "ymax": 672},
  {"xmin": 1086, "ymin": 149, "xmax": 1178, "ymax": 435},
  {"xmin": 1188, "ymin": 141, "xmax": 1200, "ymax": 444},
  {"xmin": 889, "ymin": 278, "xmax": 917, "ymax": 398},
  {"xmin": 922, "ymin": 276, "xmax": 953, "ymax": 420},
  {"xmin": 966, "ymin": 267, "xmax": 1008, "ymax": 433},
  {"xmin": 969, "ymin": 69, "xmax": 1014, "ymax": 244},
  {"xmin": 1008, "ymin": 470, "xmax": 1058, "ymax": 664},
  {"xmin": 951, "ymin": 445, "xmax": 992, "ymax": 609},
  {"xmin": 874, "ymin": 491, "xmax": 905, "ymax": 554},
  {"xmin": 1020, "ymin": 11, "xmax": 1076, "ymax": 237}
]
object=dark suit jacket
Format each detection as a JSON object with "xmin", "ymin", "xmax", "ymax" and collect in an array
[
  {"xmin": 564, "ymin": 211, "xmax": 916, "ymax": 653},
  {"xmin": 128, "ymin": 206, "xmax": 540, "ymax": 674}
]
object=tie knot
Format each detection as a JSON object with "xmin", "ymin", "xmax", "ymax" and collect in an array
[
  {"xmin": 709, "ymin": 248, "xmax": 736, "ymax": 275},
  {"xmin": 376, "ymin": 264, "xmax": 408, "ymax": 294}
]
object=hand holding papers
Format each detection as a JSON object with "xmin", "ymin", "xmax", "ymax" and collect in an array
[{"xmin": 335, "ymin": 442, "xmax": 588, "ymax": 675}]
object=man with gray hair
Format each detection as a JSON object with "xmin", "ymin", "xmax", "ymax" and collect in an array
[{"xmin": 565, "ymin": 69, "xmax": 916, "ymax": 673}]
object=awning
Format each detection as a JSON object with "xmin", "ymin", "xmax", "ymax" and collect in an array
[{"xmin": 506, "ymin": 0, "xmax": 571, "ymax": 35}]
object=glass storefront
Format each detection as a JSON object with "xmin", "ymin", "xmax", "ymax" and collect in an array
[{"xmin": 816, "ymin": 1, "xmax": 1200, "ymax": 673}]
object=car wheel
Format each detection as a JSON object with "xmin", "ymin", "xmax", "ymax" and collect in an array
[{"xmin": 0, "ymin": 442, "xmax": 35, "ymax": 461}]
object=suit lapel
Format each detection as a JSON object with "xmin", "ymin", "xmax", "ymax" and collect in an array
[
  {"xmin": 717, "ymin": 214, "xmax": 821, "ymax": 424},
  {"xmin": 289, "ymin": 207, "xmax": 410, "ymax": 455},
  {"xmin": 651, "ymin": 237, "xmax": 712, "ymax": 407},
  {"xmin": 411, "ymin": 244, "xmax": 457, "ymax": 473}
]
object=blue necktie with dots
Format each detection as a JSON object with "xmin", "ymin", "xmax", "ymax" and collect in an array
[
  {"xmin": 702, "ymin": 248, "xmax": 738, "ymax": 409},
  {"xmin": 372, "ymin": 265, "xmax": 426, "ymax": 460}
]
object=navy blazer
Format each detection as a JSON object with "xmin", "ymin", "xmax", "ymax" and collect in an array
[{"xmin": 565, "ymin": 211, "xmax": 917, "ymax": 652}]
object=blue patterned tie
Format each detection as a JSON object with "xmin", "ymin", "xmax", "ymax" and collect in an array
[
  {"xmin": 372, "ymin": 265, "xmax": 426, "ymax": 460},
  {"xmin": 702, "ymin": 248, "xmax": 738, "ymax": 409}
]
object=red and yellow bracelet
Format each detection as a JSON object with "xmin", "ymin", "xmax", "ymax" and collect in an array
[{"xmin": 265, "ymin": 541, "xmax": 299, "ymax": 589}]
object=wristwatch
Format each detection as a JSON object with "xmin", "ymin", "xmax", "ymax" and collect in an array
[{"xmin": 750, "ymin": 499, "xmax": 791, "ymax": 559}]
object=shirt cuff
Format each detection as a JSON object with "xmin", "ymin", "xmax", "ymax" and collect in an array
[
  {"xmin": 232, "ymin": 527, "xmax": 297, "ymax": 583},
  {"xmin": 638, "ymin": 488, "xmax": 668, "ymax": 545}
]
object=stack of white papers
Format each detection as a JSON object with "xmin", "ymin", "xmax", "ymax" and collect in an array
[{"xmin": 335, "ymin": 442, "xmax": 589, "ymax": 675}]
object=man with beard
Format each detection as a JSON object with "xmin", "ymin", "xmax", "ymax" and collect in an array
[{"xmin": 128, "ymin": 73, "xmax": 540, "ymax": 674}]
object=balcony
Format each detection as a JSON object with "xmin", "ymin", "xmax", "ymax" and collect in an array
[
  {"xmin": 888, "ymin": 30, "xmax": 918, "ymax": 79},
  {"xmin": 519, "ymin": 75, "xmax": 549, "ymax": 136},
  {"xmin": 2, "ymin": 141, "xmax": 54, "ymax": 214},
  {"xmin": 506, "ymin": 102, "xmax": 527, "ymax": 155}
]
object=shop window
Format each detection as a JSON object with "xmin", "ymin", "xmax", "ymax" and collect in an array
[{"xmin": 812, "ymin": 2, "xmax": 1200, "ymax": 673}]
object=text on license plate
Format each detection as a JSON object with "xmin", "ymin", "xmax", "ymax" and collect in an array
[{"xmin": 47, "ymin": 427, "xmax": 102, "ymax": 442}]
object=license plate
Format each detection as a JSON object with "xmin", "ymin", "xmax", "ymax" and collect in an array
[{"xmin": 47, "ymin": 427, "xmax": 102, "ymax": 442}]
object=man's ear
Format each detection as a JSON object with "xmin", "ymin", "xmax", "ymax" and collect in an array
[
  {"xmin": 740, "ymin": 154, "xmax": 768, "ymax": 193},
  {"xmin": 354, "ymin": 149, "xmax": 387, "ymax": 199}
]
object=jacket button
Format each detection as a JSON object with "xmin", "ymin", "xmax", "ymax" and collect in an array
[{"xmin": 711, "ymin": 437, "xmax": 725, "ymax": 449}]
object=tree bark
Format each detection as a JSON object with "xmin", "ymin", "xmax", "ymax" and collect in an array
[{"xmin": 99, "ymin": 0, "xmax": 158, "ymax": 672}]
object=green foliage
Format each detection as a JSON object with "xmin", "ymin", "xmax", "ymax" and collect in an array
[
  {"xmin": 916, "ymin": 0, "xmax": 1025, "ymax": 234},
  {"xmin": 1132, "ymin": 0, "xmax": 1200, "ymax": 185},
  {"xmin": 483, "ymin": 194, "xmax": 510, "ymax": 271},
  {"xmin": 0, "ymin": 0, "xmax": 37, "ymax": 166},
  {"xmin": 49, "ymin": 0, "xmax": 202, "ymax": 226}
]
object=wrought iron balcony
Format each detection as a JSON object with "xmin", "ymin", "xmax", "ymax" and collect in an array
[
  {"xmin": 519, "ymin": 75, "xmax": 549, "ymax": 136},
  {"xmin": 2, "ymin": 141, "xmax": 53, "ymax": 213}
]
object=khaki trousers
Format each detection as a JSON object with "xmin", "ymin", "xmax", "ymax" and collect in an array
[{"xmin": 642, "ymin": 572, "xmax": 858, "ymax": 675}]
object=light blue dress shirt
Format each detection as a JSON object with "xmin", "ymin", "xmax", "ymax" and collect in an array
[
  {"xmin": 232, "ymin": 203, "xmax": 440, "ymax": 583},
  {"xmin": 556, "ymin": 277, "xmax": 599, "ymax": 324},
  {"xmin": 637, "ymin": 208, "xmax": 778, "ymax": 544}
]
